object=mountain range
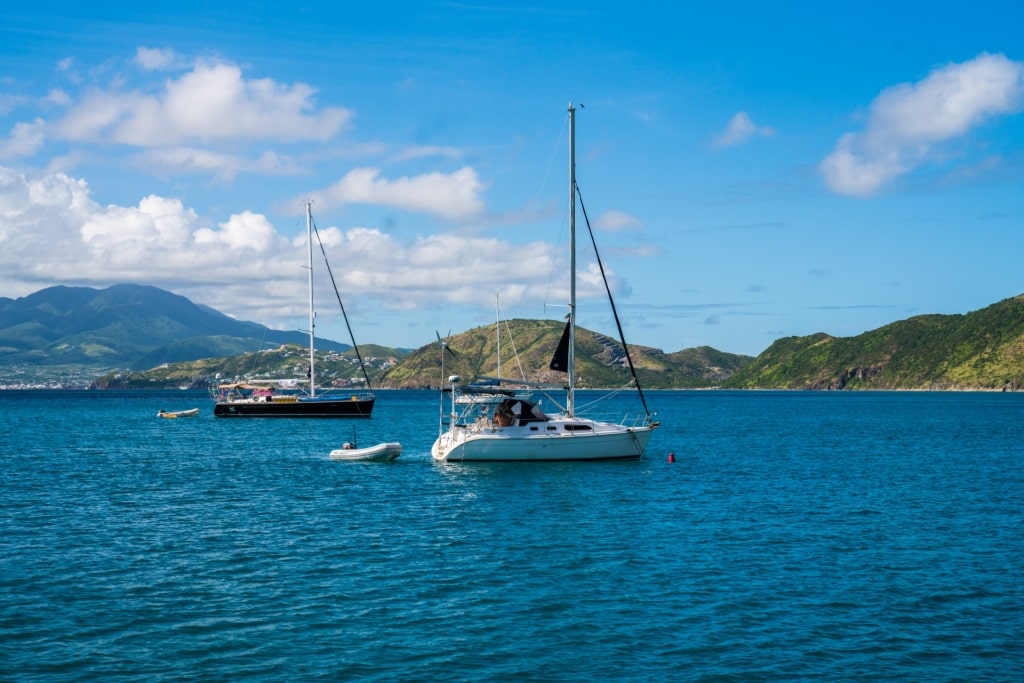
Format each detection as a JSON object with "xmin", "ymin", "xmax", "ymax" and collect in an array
[{"xmin": 3, "ymin": 284, "xmax": 1023, "ymax": 390}]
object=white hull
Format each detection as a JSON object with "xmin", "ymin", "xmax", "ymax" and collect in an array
[
  {"xmin": 431, "ymin": 105, "xmax": 659, "ymax": 463},
  {"xmin": 329, "ymin": 442, "xmax": 402, "ymax": 462},
  {"xmin": 432, "ymin": 417, "xmax": 652, "ymax": 462},
  {"xmin": 158, "ymin": 408, "xmax": 200, "ymax": 419}
]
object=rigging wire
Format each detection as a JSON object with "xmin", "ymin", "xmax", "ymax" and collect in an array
[
  {"xmin": 310, "ymin": 214, "xmax": 373, "ymax": 389},
  {"xmin": 497, "ymin": 296, "xmax": 529, "ymax": 381},
  {"xmin": 574, "ymin": 183, "xmax": 652, "ymax": 420}
]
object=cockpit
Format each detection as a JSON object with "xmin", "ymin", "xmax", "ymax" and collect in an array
[{"xmin": 493, "ymin": 398, "xmax": 549, "ymax": 427}]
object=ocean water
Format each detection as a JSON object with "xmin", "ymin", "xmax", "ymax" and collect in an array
[{"xmin": 1, "ymin": 389, "xmax": 1022, "ymax": 681}]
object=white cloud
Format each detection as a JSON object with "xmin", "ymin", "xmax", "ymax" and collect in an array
[
  {"xmin": 132, "ymin": 147, "xmax": 303, "ymax": 180},
  {"xmin": 0, "ymin": 167, "xmax": 98, "ymax": 283},
  {"xmin": 314, "ymin": 229, "xmax": 556, "ymax": 307},
  {"xmin": 134, "ymin": 147, "xmax": 245, "ymax": 180},
  {"xmin": 45, "ymin": 89, "xmax": 72, "ymax": 106},
  {"xmin": 0, "ymin": 165, "xmax": 578, "ymax": 329},
  {"xmin": 0, "ymin": 120, "xmax": 46, "ymax": 159},
  {"xmin": 713, "ymin": 111, "xmax": 775, "ymax": 149},
  {"xmin": 820, "ymin": 53, "xmax": 1024, "ymax": 196},
  {"xmin": 0, "ymin": 93, "xmax": 29, "ymax": 115},
  {"xmin": 134, "ymin": 47, "xmax": 178, "ymax": 71},
  {"xmin": 51, "ymin": 60, "xmax": 353, "ymax": 147},
  {"xmin": 55, "ymin": 57, "xmax": 82, "ymax": 85},
  {"xmin": 0, "ymin": 167, "xmax": 290, "ymax": 290},
  {"xmin": 389, "ymin": 144, "xmax": 462, "ymax": 163},
  {"xmin": 81, "ymin": 196, "xmax": 201, "ymax": 266},
  {"xmin": 193, "ymin": 210, "xmax": 283, "ymax": 252},
  {"xmin": 316, "ymin": 166, "xmax": 487, "ymax": 222},
  {"xmin": 594, "ymin": 209, "xmax": 643, "ymax": 232}
]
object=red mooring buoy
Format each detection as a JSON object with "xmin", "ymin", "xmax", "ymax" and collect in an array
[{"xmin": 667, "ymin": 452, "xmax": 676, "ymax": 463}]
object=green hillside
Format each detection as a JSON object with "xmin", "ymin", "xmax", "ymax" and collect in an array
[
  {"xmin": 0, "ymin": 284, "xmax": 351, "ymax": 371},
  {"xmin": 90, "ymin": 343, "xmax": 405, "ymax": 390},
  {"xmin": 725, "ymin": 294, "xmax": 1024, "ymax": 390},
  {"xmin": 88, "ymin": 319, "xmax": 751, "ymax": 390},
  {"xmin": 15, "ymin": 283, "xmax": 1024, "ymax": 392},
  {"xmin": 377, "ymin": 318, "xmax": 749, "ymax": 389}
]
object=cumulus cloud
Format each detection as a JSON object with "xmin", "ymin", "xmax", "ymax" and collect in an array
[
  {"xmin": 193, "ymin": 210, "xmax": 283, "ymax": 252},
  {"xmin": 50, "ymin": 60, "xmax": 353, "ymax": 147},
  {"xmin": 316, "ymin": 229, "xmax": 557, "ymax": 310},
  {"xmin": 713, "ymin": 111, "xmax": 775, "ymax": 149},
  {"xmin": 0, "ymin": 167, "xmax": 293, "ymax": 295},
  {"xmin": 315, "ymin": 166, "xmax": 487, "ymax": 222},
  {"xmin": 0, "ymin": 165, "xmax": 571, "ymax": 327},
  {"xmin": 0, "ymin": 57, "xmax": 358, "ymax": 178},
  {"xmin": 820, "ymin": 53, "xmax": 1024, "ymax": 196},
  {"xmin": 0, "ymin": 167, "xmax": 98, "ymax": 282}
]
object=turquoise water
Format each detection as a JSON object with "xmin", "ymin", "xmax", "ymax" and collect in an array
[{"xmin": 2, "ymin": 389, "xmax": 1022, "ymax": 681}]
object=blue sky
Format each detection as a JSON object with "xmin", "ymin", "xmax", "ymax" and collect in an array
[{"xmin": 1, "ymin": 1, "xmax": 1021, "ymax": 356}]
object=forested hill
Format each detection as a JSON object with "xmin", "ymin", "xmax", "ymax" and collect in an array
[
  {"xmin": 724, "ymin": 294, "xmax": 1024, "ymax": 390},
  {"xmin": 377, "ymin": 318, "xmax": 751, "ymax": 389}
]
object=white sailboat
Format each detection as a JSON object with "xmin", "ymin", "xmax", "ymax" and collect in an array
[{"xmin": 431, "ymin": 103, "xmax": 658, "ymax": 462}]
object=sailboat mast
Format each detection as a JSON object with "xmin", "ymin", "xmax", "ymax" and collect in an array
[
  {"xmin": 567, "ymin": 102, "xmax": 577, "ymax": 417},
  {"xmin": 496, "ymin": 292, "xmax": 501, "ymax": 378},
  {"xmin": 306, "ymin": 201, "xmax": 316, "ymax": 398}
]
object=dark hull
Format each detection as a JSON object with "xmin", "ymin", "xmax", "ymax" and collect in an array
[{"xmin": 213, "ymin": 396, "xmax": 375, "ymax": 418}]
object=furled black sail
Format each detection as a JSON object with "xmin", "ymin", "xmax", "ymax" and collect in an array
[{"xmin": 549, "ymin": 321, "xmax": 571, "ymax": 372}]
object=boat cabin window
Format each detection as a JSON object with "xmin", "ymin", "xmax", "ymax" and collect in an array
[{"xmin": 564, "ymin": 423, "xmax": 593, "ymax": 432}]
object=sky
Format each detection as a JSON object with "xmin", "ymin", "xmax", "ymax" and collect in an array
[{"xmin": 0, "ymin": 1, "xmax": 1022, "ymax": 357}]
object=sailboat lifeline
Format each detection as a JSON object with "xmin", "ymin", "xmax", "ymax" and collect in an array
[
  {"xmin": 212, "ymin": 202, "xmax": 375, "ymax": 418},
  {"xmin": 431, "ymin": 103, "xmax": 657, "ymax": 461}
]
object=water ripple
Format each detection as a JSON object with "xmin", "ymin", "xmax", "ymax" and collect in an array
[{"xmin": 2, "ymin": 390, "xmax": 1023, "ymax": 681}]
